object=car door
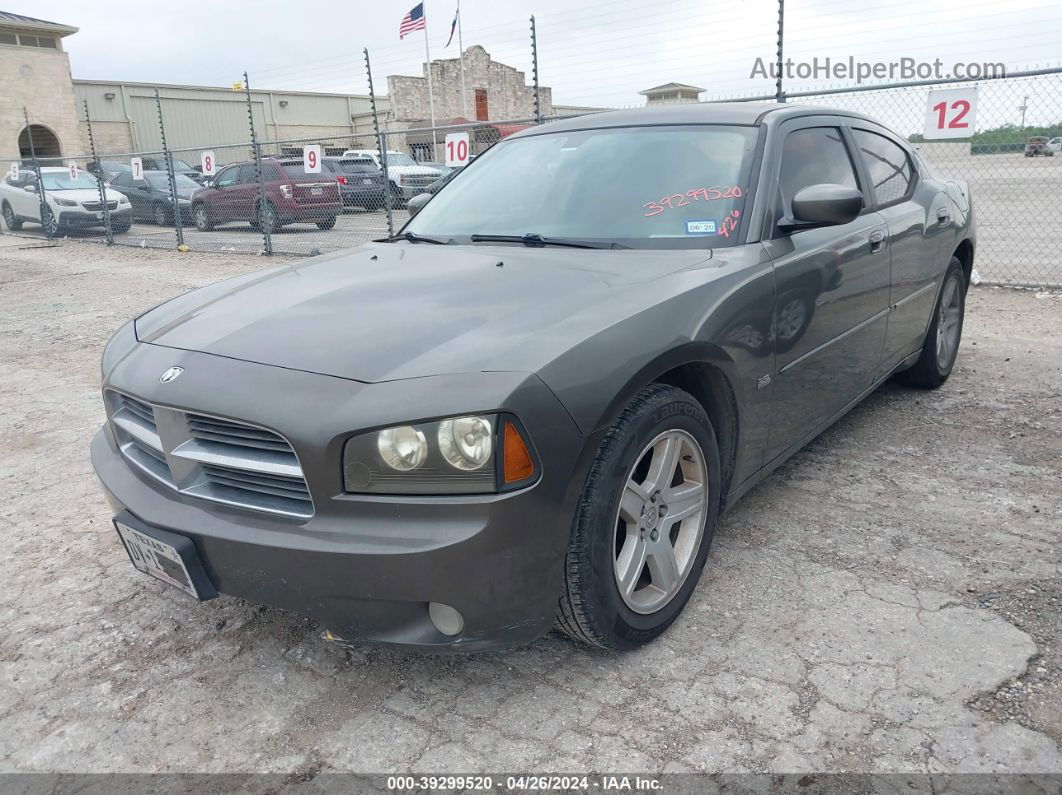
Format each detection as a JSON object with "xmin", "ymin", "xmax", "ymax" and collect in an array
[
  {"xmin": 113, "ymin": 172, "xmax": 147, "ymax": 219},
  {"xmin": 13, "ymin": 172, "xmax": 42, "ymax": 220},
  {"xmin": 233, "ymin": 164, "xmax": 263, "ymax": 223},
  {"xmin": 760, "ymin": 120, "xmax": 891, "ymax": 463},
  {"xmin": 849, "ymin": 126, "xmax": 947, "ymax": 375},
  {"xmin": 209, "ymin": 165, "xmax": 240, "ymax": 221}
]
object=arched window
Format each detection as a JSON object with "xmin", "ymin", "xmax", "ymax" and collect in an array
[{"xmin": 18, "ymin": 125, "xmax": 62, "ymax": 161}]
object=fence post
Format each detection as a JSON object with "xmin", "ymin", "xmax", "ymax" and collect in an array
[
  {"xmin": 530, "ymin": 15, "xmax": 542, "ymax": 123},
  {"xmin": 22, "ymin": 107, "xmax": 51, "ymax": 239},
  {"xmin": 83, "ymin": 99, "xmax": 113, "ymax": 245},
  {"xmin": 242, "ymin": 71, "xmax": 273, "ymax": 255},
  {"xmin": 775, "ymin": 0, "xmax": 785, "ymax": 103},
  {"xmin": 154, "ymin": 88, "xmax": 185, "ymax": 249},
  {"xmin": 365, "ymin": 48, "xmax": 394, "ymax": 238}
]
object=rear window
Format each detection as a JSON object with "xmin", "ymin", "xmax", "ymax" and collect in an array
[{"xmin": 335, "ymin": 159, "xmax": 375, "ymax": 173}]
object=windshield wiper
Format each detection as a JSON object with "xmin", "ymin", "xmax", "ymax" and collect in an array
[
  {"xmin": 469, "ymin": 233, "xmax": 624, "ymax": 250},
  {"xmin": 379, "ymin": 231, "xmax": 451, "ymax": 245}
]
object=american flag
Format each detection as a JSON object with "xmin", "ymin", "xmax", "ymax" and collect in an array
[{"xmin": 399, "ymin": 3, "xmax": 426, "ymax": 39}]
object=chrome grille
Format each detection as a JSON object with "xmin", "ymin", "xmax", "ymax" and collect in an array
[
  {"xmin": 82, "ymin": 200, "xmax": 120, "ymax": 211},
  {"xmin": 105, "ymin": 390, "xmax": 312, "ymax": 519}
]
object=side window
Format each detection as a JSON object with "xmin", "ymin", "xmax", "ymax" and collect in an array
[
  {"xmin": 777, "ymin": 127, "xmax": 859, "ymax": 218},
  {"xmin": 113, "ymin": 173, "xmax": 132, "ymax": 187},
  {"xmin": 214, "ymin": 167, "xmax": 238, "ymax": 187},
  {"xmin": 852, "ymin": 130, "xmax": 913, "ymax": 206},
  {"xmin": 236, "ymin": 165, "xmax": 259, "ymax": 184}
]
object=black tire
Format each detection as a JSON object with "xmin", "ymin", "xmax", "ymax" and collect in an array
[
  {"xmin": 111, "ymin": 220, "xmax": 131, "ymax": 234},
  {"xmin": 193, "ymin": 203, "xmax": 213, "ymax": 231},
  {"xmin": 390, "ymin": 183, "xmax": 406, "ymax": 209},
  {"xmin": 556, "ymin": 384, "xmax": 721, "ymax": 650},
  {"xmin": 258, "ymin": 201, "xmax": 279, "ymax": 234},
  {"xmin": 42, "ymin": 207, "xmax": 62, "ymax": 237},
  {"xmin": 897, "ymin": 256, "xmax": 967, "ymax": 389},
  {"xmin": 316, "ymin": 215, "xmax": 337, "ymax": 230},
  {"xmin": 2, "ymin": 202, "xmax": 22, "ymax": 231},
  {"xmin": 152, "ymin": 202, "xmax": 169, "ymax": 226}
]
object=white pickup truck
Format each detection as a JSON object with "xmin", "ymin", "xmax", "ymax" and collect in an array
[{"xmin": 340, "ymin": 149, "xmax": 443, "ymax": 206}]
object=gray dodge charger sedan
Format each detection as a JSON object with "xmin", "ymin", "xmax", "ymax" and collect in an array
[{"xmin": 93, "ymin": 103, "xmax": 975, "ymax": 651}]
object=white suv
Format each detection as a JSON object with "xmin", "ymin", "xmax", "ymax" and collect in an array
[
  {"xmin": 1, "ymin": 167, "xmax": 132, "ymax": 235},
  {"xmin": 340, "ymin": 149, "xmax": 443, "ymax": 205}
]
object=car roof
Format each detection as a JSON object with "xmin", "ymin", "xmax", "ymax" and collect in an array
[{"xmin": 512, "ymin": 102, "xmax": 883, "ymax": 138}]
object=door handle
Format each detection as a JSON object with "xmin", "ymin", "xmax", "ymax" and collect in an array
[
  {"xmin": 937, "ymin": 208, "xmax": 950, "ymax": 224},
  {"xmin": 869, "ymin": 230, "xmax": 887, "ymax": 252}
]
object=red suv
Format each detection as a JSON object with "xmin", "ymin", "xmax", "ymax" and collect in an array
[{"xmin": 190, "ymin": 159, "xmax": 341, "ymax": 232}]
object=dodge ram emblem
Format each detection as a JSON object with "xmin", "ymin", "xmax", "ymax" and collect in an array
[{"xmin": 159, "ymin": 366, "xmax": 184, "ymax": 383}]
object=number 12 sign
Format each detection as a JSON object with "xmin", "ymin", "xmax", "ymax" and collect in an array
[
  {"xmin": 923, "ymin": 87, "xmax": 978, "ymax": 140},
  {"xmin": 445, "ymin": 132, "xmax": 470, "ymax": 168}
]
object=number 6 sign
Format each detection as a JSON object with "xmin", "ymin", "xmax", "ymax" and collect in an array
[{"xmin": 923, "ymin": 87, "xmax": 978, "ymax": 140}]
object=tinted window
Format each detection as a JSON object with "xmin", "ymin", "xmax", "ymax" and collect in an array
[
  {"xmin": 214, "ymin": 167, "xmax": 238, "ymax": 187},
  {"xmin": 778, "ymin": 127, "xmax": 858, "ymax": 216},
  {"xmin": 852, "ymin": 130, "xmax": 913, "ymax": 205},
  {"xmin": 405, "ymin": 124, "xmax": 759, "ymax": 248},
  {"xmin": 337, "ymin": 159, "xmax": 375, "ymax": 173},
  {"xmin": 146, "ymin": 173, "xmax": 199, "ymax": 190},
  {"xmin": 236, "ymin": 165, "xmax": 260, "ymax": 183},
  {"xmin": 112, "ymin": 173, "xmax": 133, "ymax": 187}
]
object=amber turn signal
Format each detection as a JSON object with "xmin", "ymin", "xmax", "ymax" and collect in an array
[{"xmin": 503, "ymin": 421, "xmax": 535, "ymax": 483}]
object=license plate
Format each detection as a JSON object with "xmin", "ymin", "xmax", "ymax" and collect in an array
[
  {"xmin": 362, "ymin": 178, "xmax": 373, "ymax": 185},
  {"xmin": 116, "ymin": 520, "xmax": 209, "ymax": 599},
  {"xmin": 310, "ymin": 187, "xmax": 323, "ymax": 196},
  {"xmin": 95, "ymin": 212, "xmax": 103, "ymax": 220}
]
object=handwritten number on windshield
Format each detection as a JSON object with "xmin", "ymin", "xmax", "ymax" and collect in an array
[{"xmin": 643, "ymin": 185, "xmax": 743, "ymax": 217}]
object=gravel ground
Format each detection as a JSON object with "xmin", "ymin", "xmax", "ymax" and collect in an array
[{"xmin": 0, "ymin": 239, "xmax": 1059, "ymax": 775}]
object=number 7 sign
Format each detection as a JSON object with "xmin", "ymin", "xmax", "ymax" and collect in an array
[{"xmin": 923, "ymin": 87, "xmax": 978, "ymax": 140}]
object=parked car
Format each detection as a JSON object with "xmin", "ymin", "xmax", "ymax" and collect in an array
[
  {"xmin": 94, "ymin": 103, "xmax": 975, "ymax": 652},
  {"xmin": 89, "ymin": 157, "xmax": 206, "ymax": 183},
  {"xmin": 1, "ymin": 167, "xmax": 132, "ymax": 235},
  {"xmin": 340, "ymin": 149, "xmax": 443, "ymax": 205},
  {"xmin": 276, "ymin": 156, "xmax": 387, "ymax": 211},
  {"xmin": 1047, "ymin": 136, "xmax": 1061, "ymax": 154},
  {"xmin": 189, "ymin": 158, "xmax": 341, "ymax": 232},
  {"xmin": 1024, "ymin": 136, "xmax": 1053, "ymax": 156},
  {"xmin": 108, "ymin": 170, "xmax": 199, "ymax": 225}
]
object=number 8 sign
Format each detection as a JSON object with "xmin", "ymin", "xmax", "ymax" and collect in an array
[{"xmin": 923, "ymin": 87, "xmax": 978, "ymax": 140}]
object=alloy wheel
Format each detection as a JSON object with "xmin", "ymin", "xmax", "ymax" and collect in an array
[
  {"xmin": 2, "ymin": 205, "xmax": 14, "ymax": 228},
  {"xmin": 936, "ymin": 274, "xmax": 962, "ymax": 369},
  {"xmin": 154, "ymin": 203, "xmax": 168, "ymax": 226},
  {"xmin": 613, "ymin": 429, "xmax": 708, "ymax": 614}
]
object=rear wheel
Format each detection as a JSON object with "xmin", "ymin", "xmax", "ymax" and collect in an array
[
  {"xmin": 316, "ymin": 215, "xmax": 337, "ymax": 230},
  {"xmin": 897, "ymin": 257, "xmax": 966, "ymax": 388},
  {"xmin": 2, "ymin": 202, "xmax": 21, "ymax": 231},
  {"xmin": 390, "ymin": 183, "xmax": 405, "ymax": 209},
  {"xmin": 193, "ymin": 203, "xmax": 213, "ymax": 231},
  {"xmin": 556, "ymin": 384, "xmax": 720, "ymax": 649},
  {"xmin": 152, "ymin": 202, "xmax": 169, "ymax": 226},
  {"xmin": 258, "ymin": 201, "xmax": 279, "ymax": 234}
]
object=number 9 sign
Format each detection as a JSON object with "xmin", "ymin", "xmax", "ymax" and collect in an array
[
  {"xmin": 303, "ymin": 144, "xmax": 321, "ymax": 174},
  {"xmin": 923, "ymin": 87, "xmax": 978, "ymax": 140}
]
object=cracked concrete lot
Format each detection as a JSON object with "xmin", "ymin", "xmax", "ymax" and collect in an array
[{"xmin": 0, "ymin": 239, "xmax": 1059, "ymax": 775}]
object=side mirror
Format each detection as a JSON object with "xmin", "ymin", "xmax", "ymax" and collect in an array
[
  {"xmin": 779, "ymin": 184, "xmax": 863, "ymax": 233},
  {"xmin": 406, "ymin": 192, "xmax": 431, "ymax": 217},
  {"xmin": 23, "ymin": 184, "xmax": 38, "ymax": 193}
]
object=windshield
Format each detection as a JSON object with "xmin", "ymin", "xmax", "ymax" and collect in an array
[
  {"xmin": 41, "ymin": 172, "xmax": 102, "ymax": 191},
  {"xmin": 404, "ymin": 124, "xmax": 759, "ymax": 248},
  {"xmin": 386, "ymin": 152, "xmax": 418, "ymax": 167},
  {"xmin": 146, "ymin": 173, "xmax": 199, "ymax": 190}
]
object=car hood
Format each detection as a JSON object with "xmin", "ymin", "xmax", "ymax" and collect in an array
[
  {"xmin": 51, "ymin": 188, "xmax": 121, "ymax": 203},
  {"xmin": 135, "ymin": 242, "xmax": 717, "ymax": 383}
]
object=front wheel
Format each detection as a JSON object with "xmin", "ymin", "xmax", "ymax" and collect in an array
[
  {"xmin": 153, "ymin": 202, "xmax": 170, "ymax": 226},
  {"xmin": 556, "ymin": 384, "xmax": 721, "ymax": 649},
  {"xmin": 193, "ymin": 203, "xmax": 213, "ymax": 231},
  {"xmin": 316, "ymin": 215, "xmax": 337, "ymax": 230},
  {"xmin": 897, "ymin": 257, "xmax": 966, "ymax": 388},
  {"xmin": 42, "ymin": 207, "xmax": 62, "ymax": 237}
]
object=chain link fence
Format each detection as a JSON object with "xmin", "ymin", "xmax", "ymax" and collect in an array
[{"xmin": 3, "ymin": 54, "xmax": 1059, "ymax": 286}]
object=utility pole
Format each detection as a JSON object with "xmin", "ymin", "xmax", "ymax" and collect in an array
[{"xmin": 1018, "ymin": 95, "xmax": 1029, "ymax": 128}]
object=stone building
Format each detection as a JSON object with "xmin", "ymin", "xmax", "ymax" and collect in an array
[
  {"xmin": 1, "ymin": 11, "xmax": 83, "ymax": 161},
  {"xmin": 387, "ymin": 45, "xmax": 552, "ymax": 124}
]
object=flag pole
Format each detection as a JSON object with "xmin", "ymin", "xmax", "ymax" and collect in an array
[
  {"xmin": 422, "ymin": 4, "xmax": 437, "ymax": 155},
  {"xmin": 457, "ymin": 0, "xmax": 468, "ymax": 119}
]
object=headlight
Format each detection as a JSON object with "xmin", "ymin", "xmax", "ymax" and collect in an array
[
  {"xmin": 101, "ymin": 320, "xmax": 137, "ymax": 381},
  {"xmin": 116, "ymin": 195, "xmax": 129, "ymax": 204},
  {"xmin": 56, "ymin": 198, "xmax": 77, "ymax": 207},
  {"xmin": 343, "ymin": 414, "xmax": 537, "ymax": 495}
]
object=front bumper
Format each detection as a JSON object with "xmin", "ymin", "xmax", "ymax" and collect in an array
[
  {"xmin": 58, "ymin": 207, "xmax": 133, "ymax": 227},
  {"xmin": 92, "ymin": 345, "xmax": 588, "ymax": 651}
]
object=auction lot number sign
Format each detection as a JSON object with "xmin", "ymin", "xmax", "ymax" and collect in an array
[
  {"xmin": 923, "ymin": 87, "xmax": 978, "ymax": 140},
  {"xmin": 445, "ymin": 132, "xmax": 470, "ymax": 167}
]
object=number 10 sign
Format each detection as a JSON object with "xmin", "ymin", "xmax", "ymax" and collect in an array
[
  {"xmin": 923, "ymin": 87, "xmax": 978, "ymax": 140},
  {"xmin": 445, "ymin": 132, "xmax": 470, "ymax": 167}
]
